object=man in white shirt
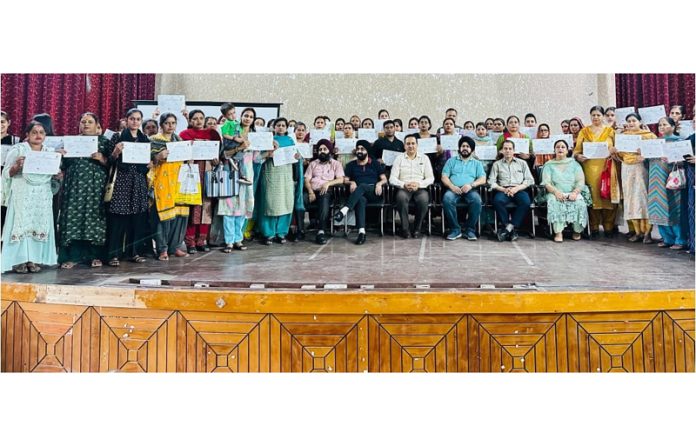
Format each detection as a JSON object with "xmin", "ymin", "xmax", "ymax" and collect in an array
[{"xmin": 389, "ymin": 134, "xmax": 434, "ymax": 238}]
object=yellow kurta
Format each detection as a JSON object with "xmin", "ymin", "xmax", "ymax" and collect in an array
[
  {"xmin": 573, "ymin": 126, "xmax": 618, "ymax": 208},
  {"xmin": 618, "ymin": 129, "xmax": 657, "ymax": 225},
  {"xmin": 150, "ymin": 134, "xmax": 190, "ymax": 221}
]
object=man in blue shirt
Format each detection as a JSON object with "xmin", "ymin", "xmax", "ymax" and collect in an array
[
  {"xmin": 441, "ymin": 136, "xmax": 486, "ymax": 240},
  {"xmin": 334, "ymin": 140, "xmax": 388, "ymax": 245}
]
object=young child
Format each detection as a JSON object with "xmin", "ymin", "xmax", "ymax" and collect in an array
[{"xmin": 219, "ymin": 102, "xmax": 252, "ymax": 185}]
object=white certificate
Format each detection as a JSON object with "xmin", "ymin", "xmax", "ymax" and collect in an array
[
  {"xmin": 334, "ymin": 130, "xmax": 345, "ymax": 139},
  {"xmin": 1, "ymin": 145, "xmax": 12, "ymax": 166},
  {"xmin": 287, "ymin": 127, "xmax": 295, "ymax": 135},
  {"xmin": 508, "ymin": 137, "xmax": 530, "ymax": 154},
  {"xmin": 103, "ymin": 129, "xmax": 116, "ymax": 140},
  {"xmin": 678, "ymin": 120, "xmax": 695, "ymax": 138},
  {"xmin": 638, "ymin": 105, "xmax": 667, "ymax": 125},
  {"xmin": 615, "ymin": 134, "xmax": 642, "ymax": 152},
  {"xmin": 248, "ymin": 132, "xmax": 274, "ymax": 151},
  {"xmin": 122, "ymin": 142, "xmax": 151, "ymax": 164},
  {"xmin": 531, "ymin": 138, "xmax": 554, "ymax": 154},
  {"xmin": 520, "ymin": 127, "xmax": 537, "ymax": 139},
  {"xmin": 582, "ymin": 142, "xmax": 610, "ymax": 159},
  {"xmin": 395, "ymin": 132, "xmax": 407, "ymax": 141},
  {"xmin": 475, "ymin": 146, "xmax": 498, "ymax": 161},
  {"xmin": 614, "ymin": 107, "xmax": 635, "ymax": 126},
  {"xmin": 417, "ymin": 137, "xmax": 437, "ymax": 154},
  {"xmin": 488, "ymin": 132, "xmax": 502, "ymax": 144},
  {"xmin": 157, "ymin": 94, "xmax": 185, "ymax": 113},
  {"xmin": 357, "ymin": 129, "xmax": 378, "ymax": 143},
  {"xmin": 382, "ymin": 150, "xmax": 400, "ymax": 166},
  {"xmin": 551, "ymin": 133, "xmax": 574, "ymax": 148},
  {"xmin": 295, "ymin": 143, "xmax": 313, "ymax": 159},
  {"xmin": 165, "ymin": 141, "xmax": 193, "ymax": 162},
  {"xmin": 440, "ymin": 134, "xmax": 460, "ymax": 151},
  {"xmin": 191, "ymin": 140, "xmax": 220, "ymax": 160},
  {"xmin": 374, "ymin": 120, "xmax": 386, "ymax": 132},
  {"xmin": 664, "ymin": 140, "xmax": 693, "ymax": 163},
  {"xmin": 273, "ymin": 145, "xmax": 298, "ymax": 166},
  {"xmin": 639, "ymin": 139, "xmax": 665, "ymax": 159},
  {"xmin": 404, "ymin": 127, "xmax": 420, "ymax": 135},
  {"xmin": 255, "ymin": 126, "xmax": 270, "ymax": 133},
  {"xmin": 309, "ymin": 128, "xmax": 331, "ymax": 145},
  {"xmin": 23, "ymin": 151, "xmax": 62, "ymax": 175},
  {"xmin": 44, "ymin": 136, "xmax": 64, "ymax": 150},
  {"xmin": 460, "ymin": 130, "xmax": 476, "ymax": 138},
  {"xmin": 336, "ymin": 138, "xmax": 357, "ymax": 154},
  {"xmin": 63, "ymin": 136, "xmax": 98, "ymax": 158}
]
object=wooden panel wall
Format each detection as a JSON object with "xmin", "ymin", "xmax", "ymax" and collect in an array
[{"xmin": 2, "ymin": 300, "xmax": 693, "ymax": 373}]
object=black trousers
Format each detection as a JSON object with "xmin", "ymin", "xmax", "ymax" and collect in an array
[
  {"xmin": 107, "ymin": 212, "xmax": 151, "ymax": 259},
  {"xmin": 303, "ymin": 191, "xmax": 332, "ymax": 232},
  {"xmin": 394, "ymin": 188, "xmax": 429, "ymax": 232},
  {"xmin": 345, "ymin": 183, "xmax": 382, "ymax": 229}
]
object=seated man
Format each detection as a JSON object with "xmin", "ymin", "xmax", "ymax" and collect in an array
[
  {"xmin": 389, "ymin": 134, "xmax": 434, "ymax": 238},
  {"xmin": 304, "ymin": 139, "xmax": 344, "ymax": 245},
  {"xmin": 488, "ymin": 139, "xmax": 535, "ymax": 241},
  {"xmin": 334, "ymin": 140, "xmax": 388, "ymax": 245},
  {"xmin": 441, "ymin": 136, "xmax": 486, "ymax": 241}
]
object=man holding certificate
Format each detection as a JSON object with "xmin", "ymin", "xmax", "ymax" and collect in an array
[
  {"xmin": 304, "ymin": 139, "xmax": 344, "ymax": 245},
  {"xmin": 1, "ymin": 121, "xmax": 60, "ymax": 273}
]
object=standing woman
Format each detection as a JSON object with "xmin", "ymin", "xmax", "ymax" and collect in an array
[
  {"xmin": 337, "ymin": 122, "xmax": 357, "ymax": 167},
  {"xmin": 417, "ymin": 115, "xmax": 447, "ymax": 181},
  {"xmin": 408, "ymin": 117, "xmax": 419, "ymax": 129},
  {"xmin": 1, "ymin": 111, "xmax": 21, "ymax": 232},
  {"xmin": 218, "ymin": 107, "xmax": 256, "ymax": 252},
  {"xmin": 107, "ymin": 108, "xmax": 152, "ymax": 266},
  {"xmin": 149, "ymin": 113, "xmax": 190, "ymax": 260},
  {"xmin": 684, "ymin": 112, "xmax": 695, "ymax": 256},
  {"xmin": 1, "ymin": 121, "xmax": 59, "ymax": 273},
  {"xmin": 350, "ymin": 115, "xmax": 361, "ymax": 130},
  {"xmin": 534, "ymin": 123, "xmax": 554, "ymax": 167},
  {"xmin": 560, "ymin": 120, "xmax": 570, "ymax": 135},
  {"xmin": 361, "ymin": 118, "xmax": 375, "ymax": 129},
  {"xmin": 619, "ymin": 113, "xmax": 657, "ymax": 243},
  {"xmin": 58, "ymin": 113, "xmax": 112, "ymax": 268},
  {"xmin": 574, "ymin": 106, "xmax": 619, "ymax": 238},
  {"xmin": 495, "ymin": 115, "xmax": 533, "ymax": 163},
  {"xmin": 256, "ymin": 118, "xmax": 297, "ymax": 245},
  {"xmin": 604, "ymin": 107, "xmax": 617, "ymax": 131},
  {"xmin": 568, "ymin": 117, "xmax": 584, "ymax": 147},
  {"xmin": 648, "ymin": 117, "xmax": 684, "ymax": 249},
  {"xmin": 179, "ymin": 109, "xmax": 221, "ymax": 254}
]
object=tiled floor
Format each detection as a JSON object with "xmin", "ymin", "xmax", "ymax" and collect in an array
[{"xmin": 2, "ymin": 232, "xmax": 694, "ymax": 291}]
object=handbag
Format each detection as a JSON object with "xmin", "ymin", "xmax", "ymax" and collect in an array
[
  {"xmin": 103, "ymin": 166, "xmax": 118, "ymax": 202},
  {"xmin": 666, "ymin": 164, "xmax": 686, "ymax": 190},
  {"xmin": 175, "ymin": 163, "xmax": 203, "ymax": 205},
  {"xmin": 599, "ymin": 158, "xmax": 612, "ymax": 200},
  {"xmin": 204, "ymin": 162, "xmax": 238, "ymax": 198}
]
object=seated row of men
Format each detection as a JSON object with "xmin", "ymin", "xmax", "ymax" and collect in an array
[{"xmin": 306, "ymin": 134, "xmax": 536, "ymax": 245}]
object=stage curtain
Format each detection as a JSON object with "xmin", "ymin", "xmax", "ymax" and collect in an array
[
  {"xmin": 615, "ymin": 73, "xmax": 695, "ymax": 119},
  {"xmin": 1, "ymin": 74, "xmax": 155, "ymax": 137}
]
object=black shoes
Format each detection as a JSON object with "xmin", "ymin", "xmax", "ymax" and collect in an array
[
  {"xmin": 197, "ymin": 244, "xmax": 210, "ymax": 252},
  {"xmin": 412, "ymin": 231, "xmax": 422, "ymax": 239},
  {"xmin": 275, "ymin": 236, "xmax": 287, "ymax": 244},
  {"xmin": 333, "ymin": 210, "xmax": 345, "ymax": 223},
  {"xmin": 316, "ymin": 233, "xmax": 328, "ymax": 245},
  {"xmin": 510, "ymin": 230, "xmax": 519, "ymax": 241},
  {"xmin": 398, "ymin": 229, "xmax": 410, "ymax": 239},
  {"xmin": 497, "ymin": 229, "xmax": 509, "ymax": 242},
  {"xmin": 187, "ymin": 246, "xmax": 197, "ymax": 254},
  {"xmin": 355, "ymin": 233, "xmax": 366, "ymax": 245}
]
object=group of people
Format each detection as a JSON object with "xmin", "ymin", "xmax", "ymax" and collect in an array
[{"xmin": 1, "ymin": 101, "xmax": 694, "ymax": 274}]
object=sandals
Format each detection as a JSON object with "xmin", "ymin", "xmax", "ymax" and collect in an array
[
  {"xmin": 26, "ymin": 263, "xmax": 41, "ymax": 273},
  {"xmin": 158, "ymin": 252, "xmax": 169, "ymax": 261},
  {"xmin": 91, "ymin": 259, "xmax": 102, "ymax": 268},
  {"xmin": 222, "ymin": 245, "xmax": 234, "ymax": 254},
  {"xmin": 553, "ymin": 235, "xmax": 563, "ymax": 243},
  {"xmin": 233, "ymin": 243, "xmax": 247, "ymax": 251},
  {"xmin": 572, "ymin": 233, "xmax": 582, "ymax": 241},
  {"xmin": 657, "ymin": 242, "xmax": 669, "ymax": 248},
  {"xmin": 131, "ymin": 255, "xmax": 147, "ymax": 263},
  {"xmin": 108, "ymin": 258, "xmax": 120, "ymax": 267},
  {"xmin": 61, "ymin": 262, "xmax": 76, "ymax": 269},
  {"xmin": 670, "ymin": 244, "xmax": 684, "ymax": 250},
  {"xmin": 174, "ymin": 249, "xmax": 189, "ymax": 257},
  {"xmin": 13, "ymin": 264, "xmax": 28, "ymax": 274}
]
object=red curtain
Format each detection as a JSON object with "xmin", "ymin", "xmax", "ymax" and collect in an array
[
  {"xmin": 615, "ymin": 73, "xmax": 695, "ymax": 120},
  {"xmin": 0, "ymin": 74, "xmax": 155, "ymax": 137}
]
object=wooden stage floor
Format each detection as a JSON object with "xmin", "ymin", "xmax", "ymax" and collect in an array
[{"xmin": 2, "ymin": 234, "xmax": 694, "ymax": 291}]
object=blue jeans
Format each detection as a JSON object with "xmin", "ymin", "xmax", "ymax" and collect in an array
[
  {"xmin": 442, "ymin": 189, "xmax": 482, "ymax": 233},
  {"xmin": 492, "ymin": 190, "xmax": 531, "ymax": 228}
]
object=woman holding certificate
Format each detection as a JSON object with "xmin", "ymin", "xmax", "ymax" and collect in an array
[
  {"xmin": 256, "ymin": 118, "xmax": 296, "ymax": 245},
  {"xmin": 573, "ymin": 106, "xmax": 619, "ymax": 239},
  {"xmin": 495, "ymin": 115, "xmax": 533, "ymax": 163},
  {"xmin": 416, "ymin": 115, "xmax": 447, "ymax": 182},
  {"xmin": 1, "ymin": 121, "xmax": 59, "ymax": 273},
  {"xmin": 149, "ymin": 113, "xmax": 190, "ymax": 260},
  {"xmin": 106, "ymin": 108, "xmax": 152, "ymax": 266},
  {"xmin": 179, "ymin": 109, "xmax": 221, "ymax": 254},
  {"xmin": 57, "ymin": 113, "xmax": 112, "ymax": 269},
  {"xmin": 618, "ymin": 113, "xmax": 657, "ymax": 243}
]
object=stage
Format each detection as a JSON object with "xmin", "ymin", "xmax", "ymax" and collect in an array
[{"xmin": 1, "ymin": 236, "xmax": 694, "ymax": 373}]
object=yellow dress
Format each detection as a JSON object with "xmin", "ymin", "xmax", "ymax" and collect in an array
[
  {"xmin": 618, "ymin": 129, "xmax": 656, "ymax": 224},
  {"xmin": 573, "ymin": 126, "xmax": 618, "ymax": 208}
]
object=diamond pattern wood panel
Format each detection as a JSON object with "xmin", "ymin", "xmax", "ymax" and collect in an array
[{"xmin": 1, "ymin": 302, "xmax": 693, "ymax": 373}]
